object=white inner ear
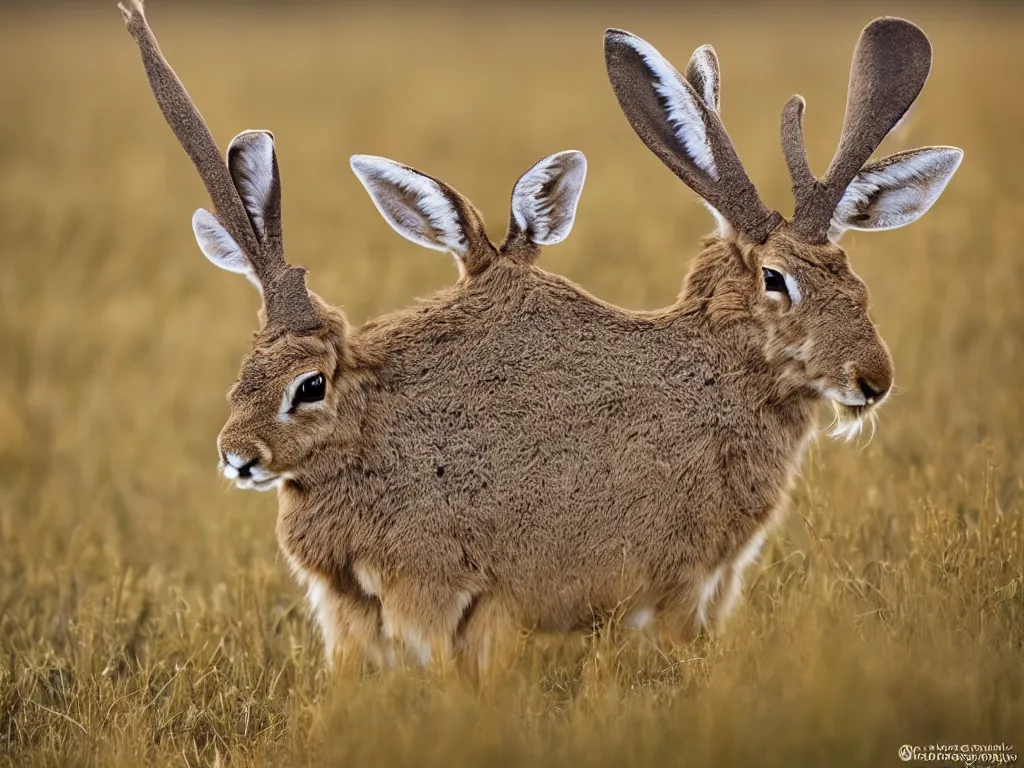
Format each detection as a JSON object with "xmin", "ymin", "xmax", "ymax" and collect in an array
[
  {"xmin": 350, "ymin": 155, "xmax": 468, "ymax": 257},
  {"xmin": 689, "ymin": 44, "xmax": 720, "ymax": 113},
  {"xmin": 192, "ymin": 209, "xmax": 262, "ymax": 293},
  {"xmin": 618, "ymin": 34, "xmax": 719, "ymax": 180},
  {"xmin": 228, "ymin": 131, "xmax": 275, "ymax": 238},
  {"xmin": 830, "ymin": 147, "xmax": 963, "ymax": 242},
  {"xmin": 703, "ymin": 201, "xmax": 734, "ymax": 238},
  {"xmin": 511, "ymin": 151, "xmax": 587, "ymax": 246}
]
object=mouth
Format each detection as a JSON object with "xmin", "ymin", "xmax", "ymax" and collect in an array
[
  {"xmin": 233, "ymin": 475, "xmax": 282, "ymax": 492},
  {"xmin": 811, "ymin": 383, "xmax": 882, "ymax": 442},
  {"xmin": 827, "ymin": 400, "xmax": 877, "ymax": 442},
  {"xmin": 220, "ymin": 463, "xmax": 284, "ymax": 492}
]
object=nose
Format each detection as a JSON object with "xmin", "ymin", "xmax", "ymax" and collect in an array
[
  {"xmin": 236, "ymin": 457, "xmax": 259, "ymax": 479},
  {"xmin": 224, "ymin": 452, "xmax": 260, "ymax": 479},
  {"xmin": 857, "ymin": 377, "xmax": 889, "ymax": 404}
]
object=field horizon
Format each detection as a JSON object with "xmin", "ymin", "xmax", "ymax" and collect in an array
[{"xmin": 1, "ymin": 4, "xmax": 1022, "ymax": 766}]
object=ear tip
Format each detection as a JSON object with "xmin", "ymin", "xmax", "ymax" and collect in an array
[
  {"xmin": 558, "ymin": 149, "xmax": 587, "ymax": 167},
  {"xmin": 228, "ymin": 130, "xmax": 276, "ymax": 152},
  {"xmin": 944, "ymin": 147, "xmax": 965, "ymax": 170},
  {"xmin": 350, "ymin": 154, "xmax": 390, "ymax": 177},
  {"xmin": 191, "ymin": 207, "xmax": 215, "ymax": 228},
  {"xmin": 563, "ymin": 151, "xmax": 587, "ymax": 181},
  {"xmin": 922, "ymin": 146, "xmax": 964, "ymax": 170},
  {"xmin": 694, "ymin": 43, "xmax": 719, "ymax": 60},
  {"xmin": 349, "ymin": 154, "xmax": 374, "ymax": 171},
  {"xmin": 531, "ymin": 150, "xmax": 587, "ymax": 183},
  {"xmin": 117, "ymin": 0, "xmax": 142, "ymax": 17},
  {"xmin": 604, "ymin": 28, "xmax": 637, "ymax": 49}
]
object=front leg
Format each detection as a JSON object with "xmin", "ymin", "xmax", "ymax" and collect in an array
[
  {"xmin": 654, "ymin": 576, "xmax": 704, "ymax": 647},
  {"xmin": 300, "ymin": 569, "xmax": 390, "ymax": 670},
  {"xmin": 378, "ymin": 582, "xmax": 479, "ymax": 670},
  {"xmin": 703, "ymin": 528, "xmax": 769, "ymax": 633}
]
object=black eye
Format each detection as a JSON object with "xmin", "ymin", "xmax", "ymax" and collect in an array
[
  {"xmin": 293, "ymin": 374, "xmax": 326, "ymax": 406},
  {"xmin": 763, "ymin": 267, "xmax": 788, "ymax": 296}
]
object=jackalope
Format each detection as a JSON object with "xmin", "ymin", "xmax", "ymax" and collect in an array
[{"xmin": 120, "ymin": 0, "xmax": 961, "ymax": 671}]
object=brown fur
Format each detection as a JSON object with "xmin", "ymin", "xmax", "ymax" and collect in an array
[
  {"xmin": 120, "ymin": 7, "xmax": 958, "ymax": 672},
  {"xmin": 215, "ymin": 222, "xmax": 887, "ymax": 670}
]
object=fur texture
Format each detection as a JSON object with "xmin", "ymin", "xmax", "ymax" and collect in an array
[
  {"xmin": 123, "ymin": 8, "xmax": 961, "ymax": 673},
  {"xmin": 212, "ymin": 211, "xmax": 899, "ymax": 672}
]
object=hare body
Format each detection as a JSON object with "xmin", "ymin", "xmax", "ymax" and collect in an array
[
  {"xmin": 273, "ymin": 247, "xmax": 814, "ymax": 663},
  {"xmin": 120, "ymin": 1, "xmax": 961, "ymax": 671}
]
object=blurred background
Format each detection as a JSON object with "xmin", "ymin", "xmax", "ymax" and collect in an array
[{"xmin": 0, "ymin": 2, "xmax": 1022, "ymax": 766}]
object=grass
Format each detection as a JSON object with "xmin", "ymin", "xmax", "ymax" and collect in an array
[{"xmin": 1, "ymin": 4, "xmax": 1022, "ymax": 766}]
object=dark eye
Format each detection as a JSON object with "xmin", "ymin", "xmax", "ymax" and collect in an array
[
  {"xmin": 293, "ymin": 373, "xmax": 326, "ymax": 406},
  {"xmin": 763, "ymin": 267, "xmax": 788, "ymax": 296}
]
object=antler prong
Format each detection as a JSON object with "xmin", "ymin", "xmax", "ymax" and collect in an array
[
  {"xmin": 120, "ymin": 0, "xmax": 322, "ymax": 334},
  {"xmin": 786, "ymin": 18, "xmax": 933, "ymax": 242},
  {"xmin": 780, "ymin": 96, "xmax": 814, "ymax": 191},
  {"xmin": 119, "ymin": 0, "xmax": 259, "ymax": 261}
]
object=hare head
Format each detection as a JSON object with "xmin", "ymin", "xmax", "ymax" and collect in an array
[
  {"xmin": 605, "ymin": 18, "xmax": 962, "ymax": 437},
  {"xmin": 213, "ymin": 151, "xmax": 585, "ymax": 491},
  {"xmin": 118, "ymin": 1, "xmax": 337, "ymax": 488},
  {"xmin": 119, "ymin": 0, "xmax": 585, "ymax": 491}
]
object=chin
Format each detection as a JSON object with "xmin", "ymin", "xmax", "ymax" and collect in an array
[
  {"xmin": 234, "ymin": 476, "xmax": 283, "ymax": 493},
  {"xmin": 827, "ymin": 401, "xmax": 878, "ymax": 442}
]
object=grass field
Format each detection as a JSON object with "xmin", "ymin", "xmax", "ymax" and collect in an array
[{"xmin": 1, "ymin": 3, "xmax": 1023, "ymax": 766}]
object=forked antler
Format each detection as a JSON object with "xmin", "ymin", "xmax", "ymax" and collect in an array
[
  {"xmin": 782, "ymin": 18, "xmax": 933, "ymax": 243},
  {"xmin": 119, "ymin": 0, "xmax": 320, "ymax": 333}
]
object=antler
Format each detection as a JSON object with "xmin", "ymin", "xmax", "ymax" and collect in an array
[
  {"xmin": 782, "ymin": 18, "xmax": 933, "ymax": 243},
  {"xmin": 119, "ymin": 0, "xmax": 320, "ymax": 333}
]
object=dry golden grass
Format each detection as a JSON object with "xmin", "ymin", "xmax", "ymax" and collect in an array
[{"xmin": 1, "ymin": 4, "xmax": 1023, "ymax": 766}]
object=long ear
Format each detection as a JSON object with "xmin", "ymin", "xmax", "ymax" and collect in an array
[
  {"xmin": 192, "ymin": 209, "xmax": 262, "ymax": 292},
  {"xmin": 227, "ymin": 130, "xmax": 281, "ymax": 245},
  {"xmin": 604, "ymin": 29, "xmax": 779, "ymax": 243},
  {"xmin": 349, "ymin": 155, "xmax": 495, "ymax": 276},
  {"xmin": 507, "ymin": 151, "xmax": 587, "ymax": 248},
  {"xmin": 829, "ymin": 146, "xmax": 963, "ymax": 241},
  {"xmin": 683, "ymin": 44, "xmax": 720, "ymax": 113},
  {"xmin": 681, "ymin": 45, "xmax": 730, "ymax": 234}
]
